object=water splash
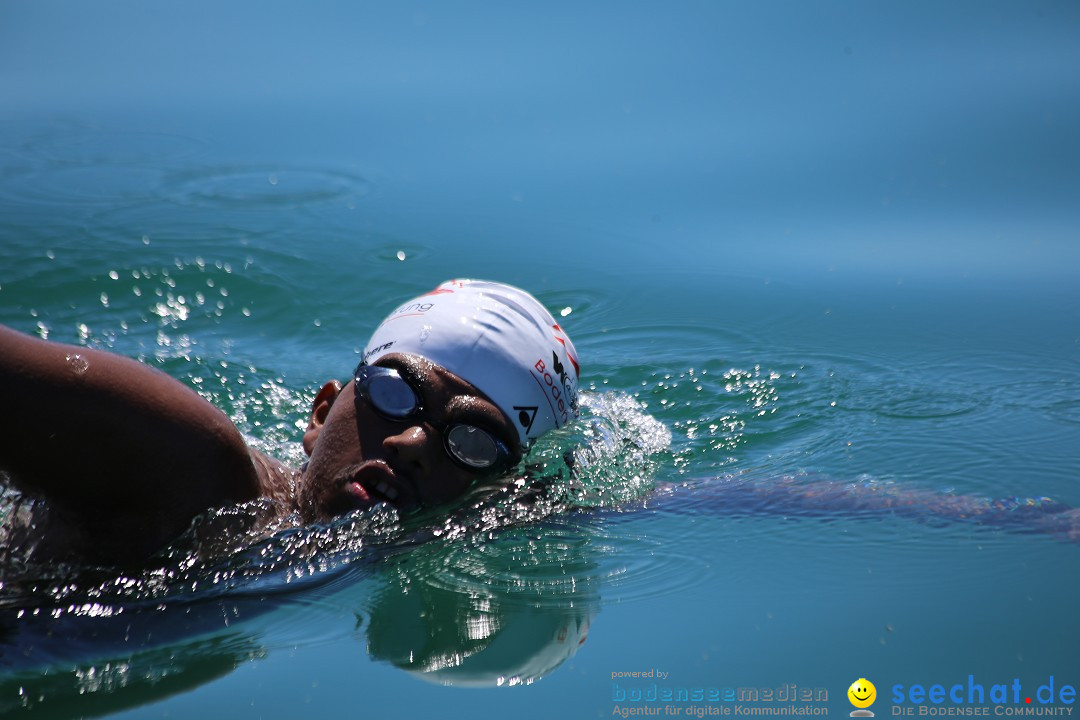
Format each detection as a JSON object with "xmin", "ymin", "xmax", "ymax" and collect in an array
[{"xmin": 0, "ymin": 390, "xmax": 671, "ymax": 614}]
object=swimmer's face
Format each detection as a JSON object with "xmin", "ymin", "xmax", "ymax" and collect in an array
[{"xmin": 297, "ymin": 353, "xmax": 522, "ymax": 522}]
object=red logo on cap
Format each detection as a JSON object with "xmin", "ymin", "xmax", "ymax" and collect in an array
[{"xmin": 552, "ymin": 324, "xmax": 579, "ymax": 377}]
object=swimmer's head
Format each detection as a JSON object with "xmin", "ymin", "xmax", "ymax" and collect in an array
[
  {"xmin": 297, "ymin": 279, "xmax": 580, "ymax": 520},
  {"xmin": 362, "ymin": 279, "xmax": 580, "ymax": 450}
]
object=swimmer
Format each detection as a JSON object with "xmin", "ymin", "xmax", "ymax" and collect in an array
[
  {"xmin": 0, "ymin": 279, "xmax": 580, "ymax": 564},
  {"xmin": 3, "ymin": 277, "xmax": 1078, "ymax": 569}
]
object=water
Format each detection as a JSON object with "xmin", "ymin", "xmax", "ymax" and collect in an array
[{"xmin": 1, "ymin": 2, "xmax": 1079, "ymax": 718}]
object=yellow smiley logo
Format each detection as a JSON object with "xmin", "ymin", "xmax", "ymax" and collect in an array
[{"xmin": 848, "ymin": 678, "xmax": 877, "ymax": 709}]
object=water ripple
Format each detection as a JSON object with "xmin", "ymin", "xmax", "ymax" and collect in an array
[
  {"xmin": 832, "ymin": 373, "xmax": 985, "ymax": 420},
  {"xmin": 587, "ymin": 510, "xmax": 716, "ymax": 603},
  {"xmin": 992, "ymin": 378, "xmax": 1080, "ymax": 426},
  {"xmin": 0, "ymin": 165, "xmax": 165, "ymax": 208},
  {"xmin": 25, "ymin": 128, "xmax": 206, "ymax": 166},
  {"xmin": 159, "ymin": 166, "xmax": 372, "ymax": 209}
]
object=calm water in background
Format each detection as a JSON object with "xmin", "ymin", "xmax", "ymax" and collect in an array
[{"xmin": 1, "ymin": 2, "xmax": 1079, "ymax": 718}]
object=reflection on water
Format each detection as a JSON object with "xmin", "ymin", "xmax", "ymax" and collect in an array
[
  {"xmin": 0, "ymin": 387, "xmax": 666, "ymax": 711},
  {"xmin": 364, "ymin": 521, "xmax": 599, "ymax": 687},
  {"xmin": 0, "ymin": 511, "xmax": 607, "ymax": 713}
]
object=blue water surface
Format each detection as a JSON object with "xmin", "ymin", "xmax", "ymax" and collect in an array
[{"xmin": 1, "ymin": 2, "xmax": 1079, "ymax": 718}]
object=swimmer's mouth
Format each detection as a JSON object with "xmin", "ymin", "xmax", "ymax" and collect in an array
[{"xmin": 342, "ymin": 461, "xmax": 411, "ymax": 507}]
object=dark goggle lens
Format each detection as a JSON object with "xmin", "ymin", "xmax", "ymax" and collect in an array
[
  {"xmin": 356, "ymin": 365, "xmax": 419, "ymax": 418},
  {"xmin": 446, "ymin": 424, "xmax": 501, "ymax": 469}
]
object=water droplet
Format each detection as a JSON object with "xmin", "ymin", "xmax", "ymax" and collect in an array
[
  {"xmin": 241, "ymin": 307, "xmax": 251, "ymax": 317},
  {"xmin": 142, "ymin": 235, "xmax": 151, "ymax": 245},
  {"xmin": 46, "ymin": 249, "xmax": 56, "ymax": 260},
  {"xmin": 108, "ymin": 270, "xmax": 119, "ymax": 280},
  {"xmin": 66, "ymin": 353, "xmax": 89, "ymax": 375},
  {"xmin": 100, "ymin": 292, "xmax": 109, "ymax": 307},
  {"xmin": 560, "ymin": 306, "xmax": 572, "ymax": 317},
  {"xmin": 396, "ymin": 250, "xmax": 406, "ymax": 261},
  {"xmin": 268, "ymin": 174, "xmax": 279, "ymax": 186}
]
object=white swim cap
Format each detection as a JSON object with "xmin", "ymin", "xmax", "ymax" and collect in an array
[{"xmin": 362, "ymin": 279, "xmax": 580, "ymax": 450}]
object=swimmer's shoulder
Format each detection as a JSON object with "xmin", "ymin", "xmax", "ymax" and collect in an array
[
  {"xmin": 248, "ymin": 449, "xmax": 299, "ymax": 511},
  {"xmin": 1, "ymin": 324, "xmax": 297, "ymax": 559}
]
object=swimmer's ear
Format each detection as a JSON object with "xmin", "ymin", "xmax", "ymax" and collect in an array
[{"xmin": 302, "ymin": 380, "xmax": 342, "ymax": 456}]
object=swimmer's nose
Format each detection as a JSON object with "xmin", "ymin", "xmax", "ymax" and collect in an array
[{"xmin": 383, "ymin": 424, "xmax": 434, "ymax": 475}]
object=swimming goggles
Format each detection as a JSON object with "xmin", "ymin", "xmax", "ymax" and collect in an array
[{"xmin": 353, "ymin": 362, "xmax": 515, "ymax": 473}]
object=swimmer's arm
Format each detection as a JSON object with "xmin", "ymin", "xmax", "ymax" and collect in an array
[
  {"xmin": 649, "ymin": 476, "xmax": 1080, "ymax": 543},
  {"xmin": 0, "ymin": 324, "xmax": 280, "ymax": 555}
]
